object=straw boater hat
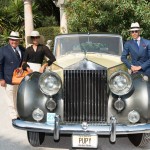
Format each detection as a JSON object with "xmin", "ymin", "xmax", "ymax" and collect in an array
[
  {"xmin": 8, "ymin": 31, "xmax": 21, "ymax": 40},
  {"xmin": 27, "ymin": 30, "xmax": 44, "ymax": 44},
  {"xmin": 128, "ymin": 22, "xmax": 142, "ymax": 31}
]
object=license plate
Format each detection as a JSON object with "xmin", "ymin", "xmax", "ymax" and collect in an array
[
  {"xmin": 47, "ymin": 113, "xmax": 56, "ymax": 124},
  {"xmin": 72, "ymin": 134, "xmax": 98, "ymax": 148}
]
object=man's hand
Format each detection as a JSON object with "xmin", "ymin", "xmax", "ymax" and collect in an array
[
  {"xmin": 131, "ymin": 65, "xmax": 142, "ymax": 73},
  {"xmin": 0, "ymin": 79, "xmax": 6, "ymax": 87}
]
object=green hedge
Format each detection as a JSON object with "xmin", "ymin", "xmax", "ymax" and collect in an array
[
  {"xmin": 0, "ymin": 26, "xmax": 60, "ymax": 48},
  {"xmin": 36, "ymin": 26, "xmax": 60, "ymax": 50}
]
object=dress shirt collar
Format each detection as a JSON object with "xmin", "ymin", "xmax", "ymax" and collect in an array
[
  {"xmin": 133, "ymin": 36, "xmax": 140, "ymax": 41},
  {"xmin": 12, "ymin": 46, "xmax": 21, "ymax": 57}
]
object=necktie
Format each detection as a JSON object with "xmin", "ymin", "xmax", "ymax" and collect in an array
[
  {"xmin": 14, "ymin": 48, "xmax": 20, "ymax": 60},
  {"xmin": 136, "ymin": 40, "xmax": 139, "ymax": 46},
  {"xmin": 135, "ymin": 40, "xmax": 139, "ymax": 50}
]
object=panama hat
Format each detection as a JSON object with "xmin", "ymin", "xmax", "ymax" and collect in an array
[
  {"xmin": 128, "ymin": 22, "xmax": 142, "ymax": 31},
  {"xmin": 8, "ymin": 31, "xmax": 21, "ymax": 40},
  {"xmin": 27, "ymin": 30, "xmax": 44, "ymax": 44}
]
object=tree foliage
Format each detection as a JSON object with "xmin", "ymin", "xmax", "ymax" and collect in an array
[
  {"xmin": 0, "ymin": 0, "xmax": 39, "ymax": 44},
  {"xmin": 65, "ymin": 0, "xmax": 150, "ymax": 39},
  {"xmin": 0, "ymin": 0, "xmax": 150, "ymax": 46},
  {"xmin": 34, "ymin": 0, "xmax": 60, "ymax": 24},
  {"xmin": 0, "ymin": 0, "xmax": 59, "ymax": 46}
]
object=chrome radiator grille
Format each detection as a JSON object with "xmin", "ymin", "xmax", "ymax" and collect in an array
[{"xmin": 64, "ymin": 70, "xmax": 107, "ymax": 123}]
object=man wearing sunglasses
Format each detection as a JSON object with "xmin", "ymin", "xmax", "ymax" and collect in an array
[{"xmin": 121, "ymin": 22, "xmax": 150, "ymax": 77}]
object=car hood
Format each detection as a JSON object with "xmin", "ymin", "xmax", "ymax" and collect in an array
[
  {"xmin": 51, "ymin": 53, "xmax": 126, "ymax": 78},
  {"xmin": 53, "ymin": 53, "xmax": 122, "ymax": 68},
  {"xmin": 65, "ymin": 58, "xmax": 106, "ymax": 70}
]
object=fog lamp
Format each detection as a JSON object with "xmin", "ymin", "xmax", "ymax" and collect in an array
[
  {"xmin": 128, "ymin": 110, "xmax": 140, "ymax": 124},
  {"xmin": 46, "ymin": 98, "xmax": 56, "ymax": 111},
  {"xmin": 114, "ymin": 98, "xmax": 125, "ymax": 112},
  {"xmin": 32, "ymin": 108, "xmax": 44, "ymax": 121}
]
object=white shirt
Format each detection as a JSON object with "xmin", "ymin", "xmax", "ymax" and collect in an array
[{"xmin": 12, "ymin": 46, "xmax": 21, "ymax": 58}]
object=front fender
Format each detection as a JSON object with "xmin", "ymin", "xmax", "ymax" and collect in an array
[
  {"xmin": 108, "ymin": 76, "xmax": 150, "ymax": 123},
  {"xmin": 17, "ymin": 72, "xmax": 48, "ymax": 121}
]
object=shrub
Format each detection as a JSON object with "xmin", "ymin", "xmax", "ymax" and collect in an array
[{"xmin": 36, "ymin": 26, "xmax": 60, "ymax": 50}]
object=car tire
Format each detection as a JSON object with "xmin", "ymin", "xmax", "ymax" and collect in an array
[
  {"xmin": 27, "ymin": 131, "xmax": 45, "ymax": 147},
  {"xmin": 128, "ymin": 133, "xmax": 150, "ymax": 148}
]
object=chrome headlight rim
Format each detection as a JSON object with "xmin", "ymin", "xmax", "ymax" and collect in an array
[
  {"xmin": 109, "ymin": 70, "xmax": 133, "ymax": 96},
  {"xmin": 39, "ymin": 71, "xmax": 62, "ymax": 96}
]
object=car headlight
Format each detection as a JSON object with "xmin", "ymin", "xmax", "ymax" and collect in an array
[
  {"xmin": 114, "ymin": 98, "xmax": 125, "ymax": 112},
  {"xmin": 46, "ymin": 98, "xmax": 57, "ymax": 111},
  {"xmin": 39, "ymin": 70, "xmax": 62, "ymax": 96},
  {"xmin": 32, "ymin": 108, "xmax": 44, "ymax": 122},
  {"xmin": 109, "ymin": 71, "xmax": 133, "ymax": 96},
  {"xmin": 128, "ymin": 110, "xmax": 140, "ymax": 124}
]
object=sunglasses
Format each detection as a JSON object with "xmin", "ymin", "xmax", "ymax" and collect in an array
[
  {"xmin": 31, "ymin": 36, "xmax": 40, "ymax": 39},
  {"xmin": 131, "ymin": 30, "xmax": 138, "ymax": 33}
]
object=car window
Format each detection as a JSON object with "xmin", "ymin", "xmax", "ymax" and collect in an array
[{"xmin": 54, "ymin": 35, "xmax": 123, "ymax": 57}]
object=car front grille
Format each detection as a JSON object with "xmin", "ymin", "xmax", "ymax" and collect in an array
[{"xmin": 64, "ymin": 70, "xmax": 107, "ymax": 123}]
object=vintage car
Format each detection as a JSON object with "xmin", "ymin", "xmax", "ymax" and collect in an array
[{"xmin": 13, "ymin": 33, "xmax": 150, "ymax": 149}]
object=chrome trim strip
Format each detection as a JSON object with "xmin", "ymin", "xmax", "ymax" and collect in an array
[{"xmin": 13, "ymin": 119, "xmax": 150, "ymax": 135}]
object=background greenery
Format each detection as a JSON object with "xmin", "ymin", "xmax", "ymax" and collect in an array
[
  {"xmin": 65, "ymin": 0, "xmax": 150, "ymax": 40},
  {"xmin": 36, "ymin": 26, "xmax": 60, "ymax": 48},
  {"xmin": 0, "ymin": 0, "xmax": 150, "ymax": 47},
  {"xmin": 0, "ymin": 0, "xmax": 60, "ymax": 47}
]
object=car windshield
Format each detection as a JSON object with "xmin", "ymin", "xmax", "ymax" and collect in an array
[{"xmin": 54, "ymin": 34, "xmax": 123, "ymax": 57}]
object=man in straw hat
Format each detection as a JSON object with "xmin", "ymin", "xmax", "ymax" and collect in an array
[
  {"xmin": 0, "ymin": 31, "xmax": 25, "ymax": 120},
  {"xmin": 22, "ymin": 30, "xmax": 56, "ymax": 72},
  {"xmin": 121, "ymin": 22, "xmax": 150, "ymax": 77}
]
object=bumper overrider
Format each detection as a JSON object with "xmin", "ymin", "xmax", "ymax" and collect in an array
[{"xmin": 12, "ymin": 115, "xmax": 150, "ymax": 142}]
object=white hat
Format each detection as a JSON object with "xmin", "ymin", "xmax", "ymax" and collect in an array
[
  {"xmin": 30, "ymin": 31, "xmax": 40, "ymax": 37},
  {"xmin": 128, "ymin": 22, "xmax": 141, "ymax": 31},
  {"xmin": 8, "ymin": 31, "xmax": 21, "ymax": 40},
  {"xmin": 27, "ymin": 30, "xmax": 44, "ymax": 44}
]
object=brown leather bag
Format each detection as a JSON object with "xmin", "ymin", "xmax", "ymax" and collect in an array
[{"xmin": 12, "ymin": 68, "xmax": 29, "ymax": 85}]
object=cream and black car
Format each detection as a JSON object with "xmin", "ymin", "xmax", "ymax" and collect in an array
[{"xmin": 13, "ymin": 33, "xmax": 150, "ymax": 149}]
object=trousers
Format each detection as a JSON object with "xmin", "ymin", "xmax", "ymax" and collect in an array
[{"xmin": 4, "ymin": 84, "xmax": 18, "ymax": 119}]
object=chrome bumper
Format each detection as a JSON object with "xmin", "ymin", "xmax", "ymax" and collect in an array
[{"xmin": 12, "ymin": 116, "xmax": 150, "ymax": 142}]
